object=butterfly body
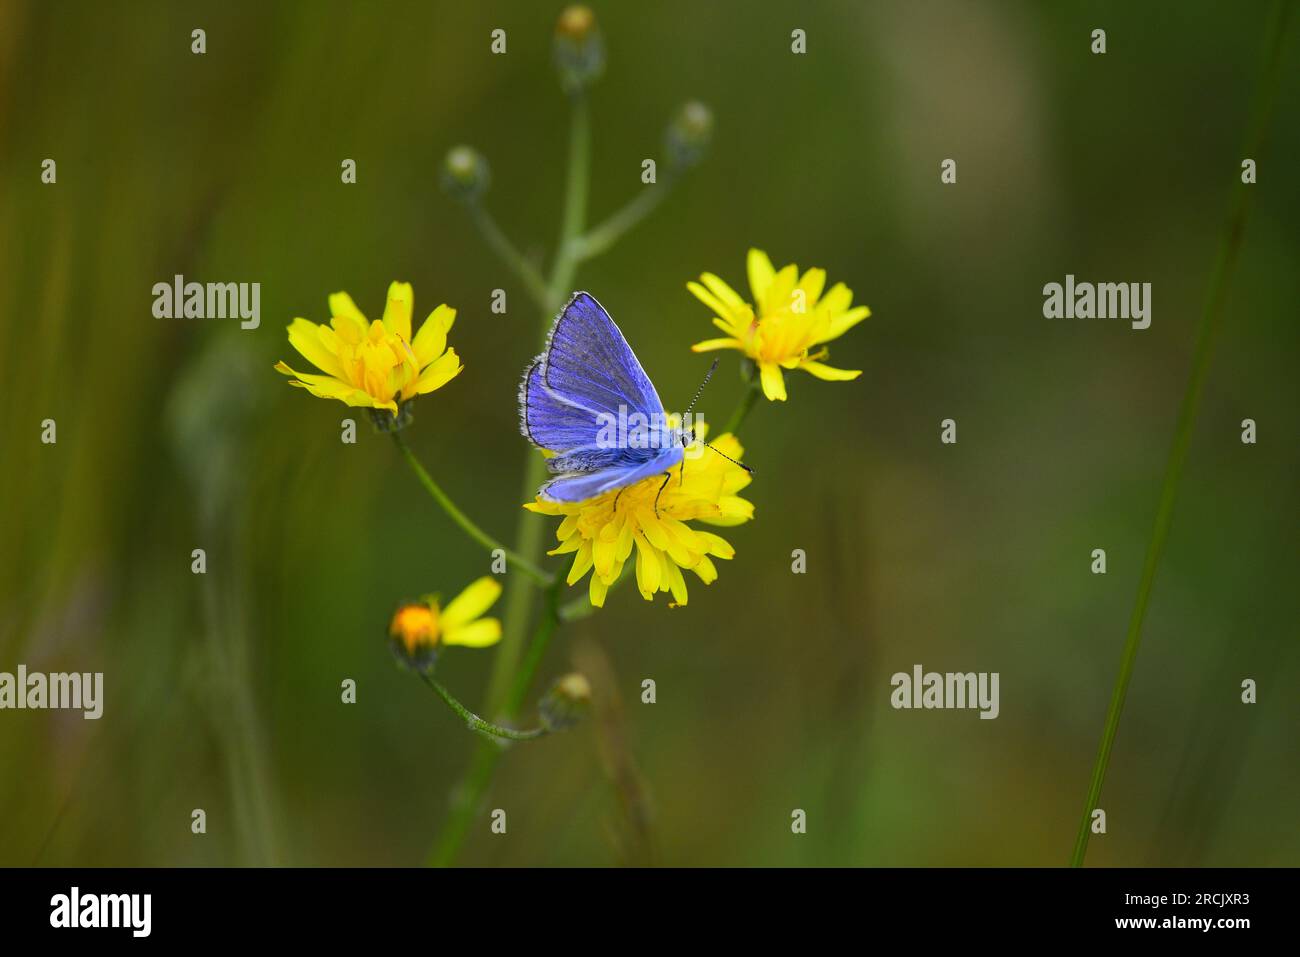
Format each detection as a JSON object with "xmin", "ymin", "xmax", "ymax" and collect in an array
[{"xmin": 520, "ymin": 292, "xmax": 689, "ymax": 503}]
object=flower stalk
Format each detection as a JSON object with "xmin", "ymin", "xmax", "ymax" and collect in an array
[
  {"xmin": 577, "ymin": 173, "xmax": 675, "ymax": 261},
  {"xmin": 466, "ymin": 203, "xmax": 550, "ymax": 307},
  {"xmin": 420, "ymin": 673, "xmax": 547, "ymax": 742},
  {"xmin": 391, "ymin": 432, "xmax": 552, "ymax": 587},
  {"xmin": 548, "ymin": 93, "xmax": 591, "ymax": 306}
]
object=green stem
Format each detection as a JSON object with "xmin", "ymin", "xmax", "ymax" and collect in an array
[
  {"xmin": 1069, "ymin": 0, "xmax": 1291, "ymax": 868},
  {"xmin": 548, "ymin": 94, "xmax": 591, "ymax": 306},
  {"xmin": 420, "ymin": 673, "xmax": 547, "ymax": 742},
  {"xmin": 485, "ymin": 461, "xmax": 549, "ymax": 708},
  {"xmin": 391, "ymin": 432, "xmax": 553, "ymax": 587},
  {"xmin": 505, "ymin": 583, "xmax": 562, "ymax": 714},
  {"xmin": 577, "ymin": 174, "xmax": 676, "ymax": 262},
  {"xmin": 465, "ymin": 202, "xmax": 550, "ymax": 309},
  {"xmin": 723, "ymin": 381, "xmax": 761, "ymax": 436}
]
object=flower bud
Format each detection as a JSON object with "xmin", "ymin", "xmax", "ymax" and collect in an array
[
  {"xmin": 440, "ymin": 145, "xmax": 490, "ymax": 202},
  {"xmin": 553, "ymin": 5, "xmax": 604, "ymax": 95},
  {"xmin": 389, "ymin": 600, "xmax": 441, "ymax": 672},
  {"xmin": 537, "ymin": 672, "xmax": 592, "ymax": 731},
  {"xmin": 665, "ymin": 101, "xmax": 713, "ymax": 171}
]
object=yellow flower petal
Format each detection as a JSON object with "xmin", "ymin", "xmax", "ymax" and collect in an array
[
  {"xmin": 547, "ymin": 537, "xmax": 581, "ymax": 556},
  {"xmin": 700, "ymin": 498, "xmax": 754, "ymax": 527},
  {"xmin": 633, "ymin": 533, "xmax": 661, "ymax": 597},
  {"xmin": 759, "ymin": 362, "xmax": 787, "ymax": 401},
  {"xmin": 746, "ymin": 248, "xmax": 775, "ymax": 305},
  {"xmin": 566, "ymin": 543, "xmax": 595, "ymax": 585},
  {"xmin": 413, "ymin": 304, "xmax": 455, "ymax": 367},
  {"xmin": 697, "ymin": 530, "xmax": 735, "ymax": 560},
  {"xmin": 415, "ymin": 348, "xmax": 463, "ymax": 395},
  {"xmin": 287, "ymin": 318, "xmax": 345, "ymax": 378},
  {"xmin": 691, "ymin": 554, "xmax": 718, "ymax": 584},
  {"xmin": 639, "ymin": 514, "xmax": 671, "ymax": 550},
  {"xmin": 442, "ymin": 618, "xmax": 502, "ymax": 648},
  {"xmin": 817, "ymin": 305, "xmax": 871, "ymax": 344},
  {"xmin": 330, "ymin": 313, "xmax": 366, "ymax": 346},
  {"xmin": 382, "ymin": 281, "xmax": 414, "ymax": 341},
  {"xmin": 817, "ymin": 282, "xmax": 854, "ymax": 316},
  {"xmin": 763, "ymin": 264, "xmax": 799, "ymax": 317},
  {"xmin": 691, "ymin": 337, "xmax": 743, "ymax": 353},
  {"xmin": 796, "ymin": 267, "xmax": 827, "ymax": 309},
  {"xmin": 275, "ymin": 360, "xmax": 391, "ymax": 410},
  {"xmin": 592, "ymin": 526, "xmax": 619, "ymax": 580},
  {"xmin": 698, "ymin": 273, "xmax": 747, "ymax": 313},
  {"xmin": 441, "ymin": 576, "xmax": 502, "ymax": 630},
  {"xmin": 686, "ymin": 280, "xmax": 741, "ymax": 329},
  {"xmin": 800, "ymin": 359, "xmax": 862, "ymax": 381},
  {"xmin": 665, "ymin": 562, "xmax": 689, "ymax": 606},
  {"xmin": 329, "ymin": 291, "xmax": 367, "ymax": 325}
]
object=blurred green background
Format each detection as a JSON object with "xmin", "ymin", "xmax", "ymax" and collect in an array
[{"xmin": 1, "ymin": 0, "xmax": 1296, "ymax": 867}]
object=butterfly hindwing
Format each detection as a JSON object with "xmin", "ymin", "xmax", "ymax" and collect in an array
[{"xmin": 540, "ymin": 446, "xmax": 685, "ymax": 503}]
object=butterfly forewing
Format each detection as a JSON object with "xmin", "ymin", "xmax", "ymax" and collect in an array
[
  {"xmin": 542, "ymin": 293, "xmax": 663, "ymax": 417},
  {"xmin": 520, "ymin": 292, "xmax": 682, "ymax": 503}
]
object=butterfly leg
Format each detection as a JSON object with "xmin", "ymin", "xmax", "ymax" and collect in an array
[
  {"xmin": 678, "ymin": 457, "xmax": 686, "ymax": 488},
  {"xmin": 653, "ymin": 471, "xmax": 673, "ymax": 517}
]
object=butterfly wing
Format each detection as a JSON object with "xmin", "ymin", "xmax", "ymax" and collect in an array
[
  {"xmin": 540, "ymin": 445, "xmax": 684, "ymax": 504},
  {"xmin": 520, "ymin": 293, "xmax": 682, "ymax": 500},
  {"xmin": 520, "ymin": 292, "xmax": 666, "ymax": 451},
  {"xmin": 518, "ymin": 357, "xmax": 629, "ymax": 463}
]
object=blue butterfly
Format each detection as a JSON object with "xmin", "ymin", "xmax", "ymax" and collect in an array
[{"xmin": 520, "ymin": 292, "xmax": 731, "ymax": 504}]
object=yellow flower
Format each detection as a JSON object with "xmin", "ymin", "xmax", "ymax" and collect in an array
[
  {"xmin": 688, "ymin": 248, "xmax": 870, "ymax": 401},
  {"xmin": 276, "ymin": 281, "xmax": 463, "ymax": 415},
  {"xmin": 524, "ymin": 426, "xmax": 753, "ymax": 608},
  {"xmin": 388, "ymin": 577, "xmax": 503, "ymax": 670}
]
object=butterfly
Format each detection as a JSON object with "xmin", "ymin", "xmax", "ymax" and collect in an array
[{"xmin": 519, "ymin": 292, "xmax": 746, "ymax": 504}]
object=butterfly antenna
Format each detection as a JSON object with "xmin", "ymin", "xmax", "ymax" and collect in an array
[
  {"xmin": 683, "ymin": 358, "xmax": 718, "ymax": 417},
  {"xmin": 703, "ymin": 441, "xmax": 754, "ymax": 474}
]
